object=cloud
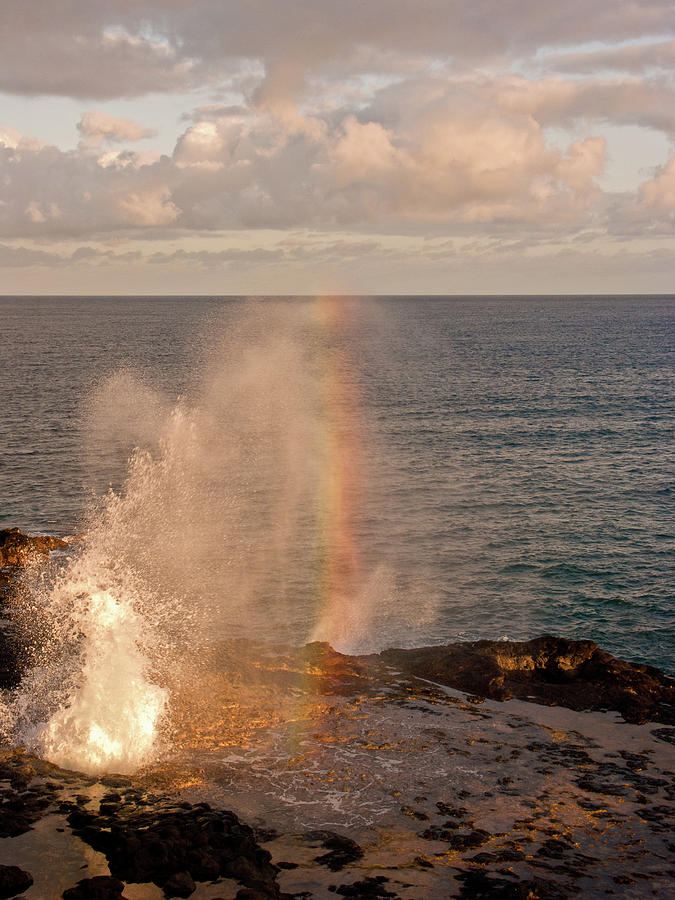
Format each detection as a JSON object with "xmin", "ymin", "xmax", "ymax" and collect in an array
[
  {"xmin": 0, "ymin": 126, "xmax": 48, "ymax": 152},
  {"xmin": 167, "ymin": 91, "xmax": 615, "ymax": 229},
  {"xmin": 77, "ymin": 111, "xmax": 157, "ymax": 148},
  {"xmin": 637, "ymin": 156, "xmax": 675, "ymax": 216},
  {"xmin": 114, "ymin": 186, "xmax": 180, "ymax": 226},
  {"xmin": 96, "ymin": 149, "xmax": 162, "ymax": 169},
  {"xmin": 556, "ymin": 137, "xmax": 606, "ymax": 194},
  {"xmin": 0, "ymin": 77, "xmax": 626, "ymax": 239},
  {"xmin": 0, "ymin": 1, "xmax": 673, "ymax": 101},
  {"xmin": 0, "ymin": 135, "xmax": 178, "ymax": 237},
  {"xmin": 0, "ymin": 18, "xmax": 205, "ymax": 100},
  {"xmin": 1, "ymin": 6, "xmax": 674, "ymax": 245},
  {"xmin": 181, "ymin": 105, "xmax": 252, "ymax": 123},
  {"xmin": 0, "ymin": 0, "xmax": 672, "ymax": 293},
  {"xmin": 0, "ymin": 243, "xmax": 62, "ymax": 267},
  {"xmin": 3, "ymin": 230, "xmax": 674, "ymax": 297},
  {"xmin": 0, "ymin": 243, "xmax": 149, "ymax": 268},
  {"xmin": 0, "ymin": 234, "xmax": 384, "ymax": 273},
  {"xmin": 549, "ymin": 39, "xmax": 675, "ymax": 74},
  {"xmin": 147, "ymin": 246, "xmax": 284, "ymax": 266},
  {"xmin": 474, "ymin": 74, "xmax": 675, "ymax": 135}
]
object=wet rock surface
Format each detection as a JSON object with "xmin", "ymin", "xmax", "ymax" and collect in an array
[
  {"xmin": 0, "ymin": 751, "xmax": 289, "ymax": 900},
  {"xmin": 0, "ymin": 864, "xmax": 33, "ymax": 898},
  {"xmin": 0, "ymin": 528, "xmax": 67, "ymax": 568},
  {"xmin": 455, "ymin": 870, "xmax": 566, "ymax": 899},
  {"xmin": 65, "ymin": 794, "xmax": 281, "ymax": 897},
  {"xmin": 330, "ymin": 876, "xmax": 397, "ymax": 897},
  {"xmin": 377, "ymin": 634, "xmax": 675, "ymax": 724},
  {"xmin": 301, "ymin": 832, "xmax": 365, "ymax": 872},
  {"xmin": 0, "ymin": 665, "xmax": 674, "ymax": 900},
  {"xmin": 0, "ymin": 756, "xmax": 60, "ymax": 837},
  {"xmin": 0, "ymin": 564, "xmax": 673, "ymax": 899},
  {"xmin": 181, "ymin": 644, "xmax": 674, "ymax": 899},
  {"xmin": 62, "ymin": 876, "xmax": 128, "ymax": 900}
]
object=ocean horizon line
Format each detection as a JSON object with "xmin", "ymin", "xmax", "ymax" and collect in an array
[{"xmin": 1, "ymin": 292, "xmax": 674, "ymax": 300}]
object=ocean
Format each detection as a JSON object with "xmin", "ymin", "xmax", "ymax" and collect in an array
[{"xmin": 1, "ymin": 294, "xmax": 673, "ymax": 675}]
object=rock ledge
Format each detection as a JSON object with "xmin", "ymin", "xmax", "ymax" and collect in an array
[
  {"xmin": 377, "ymin": 635, "xmax": 675, "ymax": 724},
  {"xmin": 0, "ymin": 527, "xmax": 67, "ymax": 567}
]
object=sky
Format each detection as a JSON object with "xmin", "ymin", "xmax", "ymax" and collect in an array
[{"xmin": 1, "ymin": 0, "xmax": 674, "ymax": 295}]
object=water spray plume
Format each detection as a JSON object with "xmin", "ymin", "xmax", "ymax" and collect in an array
[
  {"xmin": 38, "ymin": 588, "xmax": 167, "ymax": 773},
  {"xmin": 1, "ymin": 301, "xmax": 409, "ymax": 774}
]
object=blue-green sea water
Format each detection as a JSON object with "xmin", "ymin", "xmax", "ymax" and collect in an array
[{"xmin": 1, "ymin": 295, "xmax": 673, "ymax": 673}]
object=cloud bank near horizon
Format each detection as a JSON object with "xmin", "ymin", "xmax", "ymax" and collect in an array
[{"xmin": 1, "ymin": 0, "xmax": 673, "ymax": 292}]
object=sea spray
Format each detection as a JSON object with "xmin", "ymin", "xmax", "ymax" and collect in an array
[
  {"xmin": 2, "ymin": 300, "xmax": 435, "ymax": 774},
  {"xmin": 75, "ymin": 300, "xmax": 397, "ymax": 651},
  {"xmin": 3, "ymin": 535, "xmax": 170, "ymax": 774},
  {"xmin": 30, "ymin": 587, "xmax": 166, "ymax": 774}
]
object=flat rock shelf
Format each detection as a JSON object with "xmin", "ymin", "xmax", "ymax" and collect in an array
[
  {"xmin": 0, "ymin": 648, "xmax": 673, "ymax": 898},
  {"xmin": 0, "ymin": 533, "xmax": 673, "ymax": 898}
]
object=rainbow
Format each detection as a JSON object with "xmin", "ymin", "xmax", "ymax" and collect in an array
[{"xmin": 310, "ymin": 296, "xmax": 367, "ymax": 653}]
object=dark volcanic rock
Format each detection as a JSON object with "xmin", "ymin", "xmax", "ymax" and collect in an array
[
  {"xmin": 455, "ymin": 870, "xmax": 568, "ymax": 899},
  {"xmin": 302, "ymin": 830, "xmax": 365, "ymax": 871},
  {"xmin": 67, "ymin": 796, "xmax": 280, "ymax": 896},
  {"xmin": 162, "ymin": 871, "xmax": 196, "ymax": 898},
  {"xmin": 0, "ymin": 761, "xmax": 58, "ymax": 837},
  {"xmin": 421, "ymin": 826, "xmax": 491, "ymax": 850},
  {"xmin": 62, "ymin": 876, "xmax": 128, "ymax": 900},
  {"xmin": 377, "ymin": 635, "xmax": 675, "ymax": 724},
  {"xmin": 0, "ymin": 527, "xmax": 67, "ymax": 567},
  {"xmin": 0, "ymin": 621, "xmax": 25, "ymax": 690},
  {"xmin": 0, "ymin": 864, "xmax": 34, "ymax": 898},
  {"xmin": 332, "ymin": 876, "xmax": 397, "ymax": 898},
  {"xmin": 652, "ymin": 727, "xmax": 675, "ymax": 745},
  {"xmin": 0, "ymin": 528, "xmax": 71, "ymax": 688},
  {"xmin": 235, "ymin": 888, "xmax": 283, "ymax": 900}
]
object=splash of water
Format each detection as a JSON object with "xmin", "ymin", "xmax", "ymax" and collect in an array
[
  {"xmin": 2, "ymin": 300, "xmax": 434, "ymax": 774},
  {"xmin": 37, "ymin": 588, "xmax": 166, "ymax": 773},
  {"xmin": 3, "ymin": 538, "xmax": 169, "ymax": 774}
]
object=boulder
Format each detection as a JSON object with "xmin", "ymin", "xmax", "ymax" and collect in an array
[
  {"xmin": 302, "ymin": 830, "xmax": 365, "ymax": 871},
  {"xmin": 62, "ymin": 876, "xmax": 128, "ymax": 900},
  {"xmin": 377, "ymin": 635, "xmax": 675, "ymax": 725},
  {"xmin": 0, "ymin": 528, "xmax": 67, "ymax": 567},
  {"xmin": 67, "ymin": 796, "xmax": 281, "ymax": 897},
  {"xmin": 0, "ymin": 865, "xmax": 33, "ymax": 898},
  {"xmin": 162, "ymin": 872, "xmax": 195, "ymax": 898}
]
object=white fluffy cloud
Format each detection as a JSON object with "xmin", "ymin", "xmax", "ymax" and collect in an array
[
  {"xmin": 0, "ymin": 105, "xmax": 604, "ymax": 236},
  {"xmin": 6, "ymin": 68, "xmax": 675, "ymax": 238},
  {"xmin": 78, "ymin": 111, "xmax": 157, "ymax": 147},
  {"xmin": 1, "ymin": 0, "xmax": 673, "ymax": 290}
]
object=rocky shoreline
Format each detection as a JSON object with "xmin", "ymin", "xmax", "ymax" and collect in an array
[
  {"xmin": 0, "ymin": 671, "xmax": 673, "ymax": 899},
  {"xmin": 376, "ymin": 635, "xmax": 675, "ymax": 726},
  {"xmin": 1, "ymin": 528, "xmax": 673, "ymax": 726},
  {"xmin": 0, "ymin": 529, "xmax": 673, "ymax": 898},
  {"xmin": 0, "ymin": 528, "xmax": 69, "ymax": 568},
  {"xmin": 0, "ymin": 751, "xmax": 286, "ymax": 900}
]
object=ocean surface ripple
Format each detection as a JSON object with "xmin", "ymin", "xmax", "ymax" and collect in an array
[{"xmin": 1, "ymin": 295, "xmax": 673, "ymax": 674}]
